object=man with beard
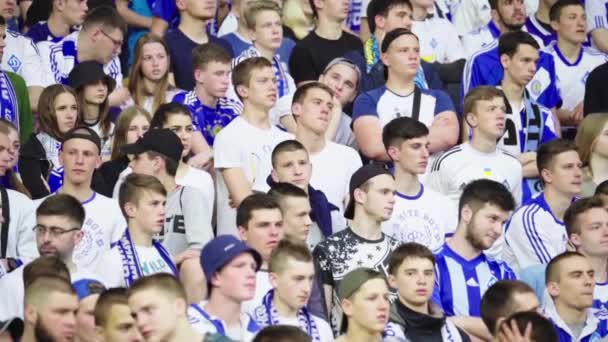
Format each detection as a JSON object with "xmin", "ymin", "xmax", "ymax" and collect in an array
[
  {"xmin": 433, "ymin": 179, "xmax": 516, "ymax": 340},
  {"xmin": 0, "ymin": 194, "xmax": 103, "ymax": 320},
  {"xmin": 21, "ymin": 275, "xmax": 79, "ymax": 342}
]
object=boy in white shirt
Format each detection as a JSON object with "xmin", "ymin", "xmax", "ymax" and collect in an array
[
  {"xmin": 214, "ymin": 57, "xmax": 291, "ymax": 236},
  {"xmin": 188, "ymin": 235, "xmax": 263, "ymax": 341},
  {"xmin": 382, "ymin": 117, "xmax": 457, "ymax": 253},
  {"xmin": 96, "ymin": 173, "xmax": 177, "ymax": 288},
  {"xmin": 252, "ymin": 239, "xmax": 333, "ymax": 341}
]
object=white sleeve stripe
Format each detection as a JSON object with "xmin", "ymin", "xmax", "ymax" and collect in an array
[{"xmin": 523, "ymin": 205, "xmax": 552, "ymax": 264}]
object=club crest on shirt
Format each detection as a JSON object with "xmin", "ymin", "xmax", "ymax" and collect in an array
[
  {"xmin": 530, "ymin": 79, "xmax": 543, "ymax": 96},
  {"xmin": 6, "ymin": 55, "xmax": 21, "ymax": 72},
  {"xmin": 73, "ymin": 217, "xmax": 106, "ymax": 269},
  {"xmin": 485, "ymin": 275, "xmax": 498, "ymax": 288}
]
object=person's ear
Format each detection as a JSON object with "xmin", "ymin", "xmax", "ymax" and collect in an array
[
  {"xmin": 388, "ymin": 274, "xmax": 397, "ymax": 289},
  {"xmin": 380, "ymin": 52, "xmax": 390, "ymax": 68},
  {"xmin": 386, "ymin": 145, "xmax": 400, "ymax": 162},
  {"xmin": 24, "ymin": 304, "xmax": 38, "ymax": 325},
  {"xmin": 461, "ymin": 204, "xmax": 473, "ymax": 224},
  {"xmin": 74, "ymin": 230, "xmax": 84, "ymax": 246},
  {"xmin": 547, "ymin": 281, "xmax": 560, "ymax": 297},
  {"xmin": 238, "ymin": 226, "xmax": 248, "ymax": 241},
  {"xmin": 194, "ymin": 68, "xmax": 205, "ymax": 84},
  {"xmin": 236, "ymin": 84, "xmax": 249, "ymax": 100},
  {"xmin": 540, "ymin": 168, "xmax": 553, "ymax": 185},
  {"xmin": 124, "ymin": 201, "xmax": 137, "ymax": 218},
  {"xmin": 569, "ymin": 233, "xmax": 582, "ymax": 249},
  {"xmin": 95, "ymin": 155, "xmax": 102, "ymax": 169},
  {"xmin": 466, "ymin": 112, "xmax": 478, "ymax": 129},
  {"xmin": 269, "ymin": 272, "xmax": 279, "ymax": 288},
  {"xmin": 353, "ymin": 188, "xmax": 366, "ymax": 205},
  {"xmin": 375, "ymin": 14, "xmax": 386, "ymax": 32},
  {"xmin": 271, "ymin": 169, "xmax": 280, "ymax": 183},
  {"xmin": 292, "ymin": 102, "xmax": 302, "ymax": 119},
  {"xmin": 500, "ymin": 53, "xmax": 510, "ymax": 69},
  {"xmin": 341, "ymin": 298, "xmax": 353, "ymax": 316}
]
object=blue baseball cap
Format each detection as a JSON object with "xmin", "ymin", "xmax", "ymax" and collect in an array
[
  {"xmin": 72, "ymin": 279, "xmax": 105, "ymax": 301},
  {"xmin": 200, "ymin": 235, "xmax": 262, "ymax": 281}
]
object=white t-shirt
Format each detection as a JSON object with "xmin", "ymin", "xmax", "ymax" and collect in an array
[
  {"xmin": 411, "ymin": 17, "xmax": 465, "ymax": 63},
  {"xmin": 242, "ymin": 270, "xmax": 273, "ymax": 317},
  {"xmin": 218, "ymin": 12, "xmax": 239, "ymax": 37},
  {"xmin": 0, "ymin": 263, "xmax": 102, "ymax": 320},
  {"xmin": 188, "ymin": 302, "xmax": 261, "ymax": 342},
  {"xmin": 544, "ymin": 42, "xmax": 608, "ymax": 111},
  {"xmin": 1, "ymin": 189, "xmax": 37, "ymax": 262},
  {"xmin": 214, "ymin": 117, "xmax": 292, "ymax": 236},
  {"xmin": 33, "ymin": 192, "xmax": 127, "ymax": 270},
  {"xmin": 3, "ymin": 30, "xmax": 46, "ymax": 86},
  {"xmin": 382, "ymin": 184, "xmax": 457, "ymax": 253},
  {"xmin": 96, "ymin": 243, "xmax": 176, "ymax": 288},
  {"xmin": 122, "ymin": 88, "xmax": 183, "ymax": 113},
  {"xmin": 178, "ymin": 165, "xmax": 215, "ymax": 223}
]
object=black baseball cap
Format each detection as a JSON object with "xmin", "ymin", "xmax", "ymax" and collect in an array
[
  {"xmin": 62, "ymin": 126, "xmax": 102, "ymax": 154},
  {"xmin": 344, "ymin": 164, "xmax": 393, "ymax": 220},
  {"xmin": 121, "ymin": 128, "xmax": 184, "ymax": 163},
  {"xmin": 67, "ymin": 61, "xmax": 116, "ymax": 92}
]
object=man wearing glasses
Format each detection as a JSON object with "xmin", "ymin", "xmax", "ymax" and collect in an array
[
  {"xmin": 37, "ymin": 5, "xmax": 130, "ymax": 106},
  {"xmin": 0, "ymin": 194, "xmax": 105, "ymax": 321}
]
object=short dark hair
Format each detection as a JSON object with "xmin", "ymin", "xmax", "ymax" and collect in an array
[
  {"xmin": 458, "ymin": 179, "xmax": 516, "ymax": 220},
  {"xmin": 253, "ymin": 325, "xmax": 311, "ymax": 342},
  {"xmin": 82, "ymin": 5, "xmax": 127, "ymax": 37},
  {"xmin": 232, "ymin": 57, "xmax": 273, "ymax": 101},
  {"xmin": 366, "ymin": 0, "xmax": 413, "ymax": 33},
  {"xmin": 549, "ymin": 0, "xmax": 584, "ymax": 22},
  {"xmin": 269, "ymin": 182, "xmax": 309, "ymax": 204},
  {"xmin": 271, "ymin": 140, "xmax": 309, "ymax": 168},
  {"xmin": 236, "ymin": 193, "xmax": 281, "ymax": 228},
  {"xmin": 36, "ymin": 194, "xmax": 86, "ymax": 228},
  {"xmin": 150, "ymin": 102, "xmax": 192, "ymax": 129},
  {"xmin": 480, "ymin": 280, "xmax": 536, "ymax": 335},
  {"xmin": 596, "ymin": 180, "xmax": 608, "ymax": 197},
  {"xmin": 564, "ymin": 196, "xmax": 605, "ymax": 236},
  {"xmin": 95, "ymin": 287, "xmax": 128, "ymax": 327},
  {"xmin": 23, "ymin": 256, "xmax": 70, "ymax": 288},
  {"xmin": 388, "ymin": 242, "xmax": 435, "ymax": 275},
  {"xmin": 537, "ymin": 139, "xmax": 578, "ymax": 184},
  {"xmin": 545, "ymin": 251, "xmax": 585, "ymax": 284},
  {"xmin": 292, "ymin": 82, "xmax": 334, "ymax": 106},
  {"xmin": 192, "ymin": 43, "xmax": 232, "ymax": 71},
  {"xmin": 500, "ymin": 311, "xmax": 559, "ymax": 342},
  {"xmin": 382, "ymin": 117, "xmax": 429, "ymax": 151},
  {"xmin": 498, "ymin": 31, "xmax": 540, "ymax": 58}
]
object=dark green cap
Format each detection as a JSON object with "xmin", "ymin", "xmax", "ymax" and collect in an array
[{"xmin": 337, "ymin": 267, "xmax": 386, "ymax": 301}]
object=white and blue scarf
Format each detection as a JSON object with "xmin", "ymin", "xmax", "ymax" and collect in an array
[
  {"xmin": 0, "ymin": 72, "xmax": 18, "ymax": 128},
  {"xmin": 234, "ymin": 47, "xmax": 291, "ymax": 97}
]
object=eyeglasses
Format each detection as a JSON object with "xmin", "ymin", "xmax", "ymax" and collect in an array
[
  {"xmin": 33, "ymin": 225, "xmax": 80, "ymax": 237},
  {"xmin": 100, "ymin": 29, "xmax": 123, "ymax": 48}
]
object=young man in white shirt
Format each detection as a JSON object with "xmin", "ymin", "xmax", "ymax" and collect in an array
[
  {"xmin": 38, "ymin": 6, "xmax": 129, "ymax": 106},
  {"xmin": 21, "ymin": 275, "xmax": 79, "ymax": 342},
  {"xmin": 0, "ymin": 194, "xmax": 103, "ymax": 321},
  {"xmin": 504, "ymin": 139, "xmax": 581, "ymax": 272},
  {"xmin": 96, "ymin": 173, "xmax": 177, "ymax": 288},
  {"xmin": 426, "ymin": 86, "xmax": 523, "ymax": 209},
  {"xmin": 564, "ymin": 196, "xmax": 608, "ymax": 317},
  {"xmin": 544, "ymin": 252, "xmax": 608, "ymax": 341},
  {"xmin": 214, "ymin": 57, "xmax": 291, "ymax": 236},
  {"xmin": 46, "ymin": 127, "xmax": 126, "ymax": 271},
  {"xmin": 352, "ymin": 28, "xmax": 459, "ymax": 161},
  {"xmin": 382, "ymin": 117, "xmax": 457, "ymax": 253},
  {"xmin": 293, "ymin": 82, "xmax": 362, "ymax": 225},
  {"xmin": 189, "ymin": 235, "xmax": 262, "ymax": 341},
  {"xmin": 25, "ymin": 0, "xmax": 88, "ymax": 43},
  {"xmin": 252, "ymin": 239, "xmax": 333, "ymax": 341},
  {"xmin": 95, "ymin": 288, "xmax": 143, "ymax": 342},
  {"xmin": 547, "ymin": 0, "xmax": 608, "ymax": 126}
]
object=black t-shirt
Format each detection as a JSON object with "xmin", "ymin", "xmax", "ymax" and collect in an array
[
  {"xmin": 584, "ymin": 61, "xmax": 608, "ymax": 116},
  {"xmin": 165, "ymin": 29, "xmax": 234, "ymax": 90},
  {"xmin": 288, "ymin": 30, "xmax": 363, "ymax": 84}
]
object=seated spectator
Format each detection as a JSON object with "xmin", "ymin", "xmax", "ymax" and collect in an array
[
  {"xmin": 0, "ymin": 16, "xmax": 34, "ymax": 142},
  {"xmin": 94, "ymin": 287, "xmax": 143, "ymax": 341},
  {"xmin": 73, "ymin": 279, "xmax": 105, "ymax": 342},
  {"xmin": 21, "ymin": 275, "xmax": 79, "ymax": 342},
  {"xmin": 575, "ymin": 114, "xmax": 608, "ymax": 197},
  {"xmin": 95, "ymin": 106, "xmax": 151, "ymax": 197},
  {"xmin": 433, "ymin": 179, "xmax": 516, "ymax": 341},
  {"xmin": 0, "ymin": 120, "xmax": 30, "ymax": 196},
  {"xmin": 96, "ymin": 173, "xmax": 177, "ymax": 287},
  {"xmin": 384, "ymin": 243, "xmax": 470, "ymax": 341},
  {"xmin": 127, "ymin": 274, "xmax": 205, "ymax": 341},
  {"xmin": 68, "ymin": 61, "xmax": 116, "ymax": 160},
  {"xmin": 583, "ymin": 61, "xmax": 608, "ymax": 115},
  {"xmin": 172, "ymin": 43, "xmax": 241, "ymax": 147},
  {"xmin": 547, "ymin": 0, "xmax": 608, "ymax": 127},
  {"xmin": 288, "ymin": 0, "xmax": 363, "ymax": 85},
  {"xmin": 426, "ymin": 86, "xmax": 523, "ymax": 210},
  {"xmin": 252, "ymin": 239, "xmax": 333, "ymax": 340},
  {"xmin": 504, "ymin": 139, "xmax": 582, "ymax": 272},
  {"xmin": 334, "ymin": 268, "xmax": 390, "ymax": 341},
  {"xmin": 39, "ymin": 6, "xmax": 129, "ymax": 106},
  {"xmin": 213, "ymin": 57, "xmax": 291, "ymax": 236},
  {"xmin": 544, "ymin": 252, "xmax": 608, "ymax": 340},
  {"xmin": 189, "ymin": 235, "xmax": 262, "ymax": 340},
  {"xmin": 26, "ymin": 0, "xmax": 88, "ymax": 43},
  {"xmin": 352, "ymin": 29, "xmax": 458, "ymax": 161},
  {"xmin": 125, "ymin": 34, "xmax": 181, "ymax": 115},
  {"xmin": 382, "ymin": 117, "xmax": 457, "ymax": 252},
  {"xmin": 268, "ymin": 183, "xmax": 318, "ymax": 248},
  {"xmin": 20, "ymin": 84, "xmax": 78, "ymax": 199},
  {"xmin": 410, "ymin": 0, "xmax": 465, "ymax": 63},
  {"xmin": 480, "ymin": 280, "xmax": 540, "ymax": 338},
  {"xmin": 164, "ymin": 0, "xmax": 233, "ymax": 90}
]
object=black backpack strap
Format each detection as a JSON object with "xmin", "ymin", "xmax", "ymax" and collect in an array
[
  {"xmin": 0, "ymin": 186, "xmax": 10, "ymax": 258},
  {"xmin": 411, "ymin": 86, "xmax": 422, "ymax": 122}
]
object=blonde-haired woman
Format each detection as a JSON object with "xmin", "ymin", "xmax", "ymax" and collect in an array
[{"xmin": 575, "ymin": 113, "xmax": 608, "ymax": 196}]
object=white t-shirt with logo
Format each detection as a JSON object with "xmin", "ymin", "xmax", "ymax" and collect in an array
[
  {"xmin": 411, "ymin": 17, "xmax": 465, "ymax": 63},
  {"xmin": 214, "ymin": 117, "xmax": 292, "ymax": 236},
  {"xmin": 3, "ymin": 30, "xmax": 46, "ymax": 86}
]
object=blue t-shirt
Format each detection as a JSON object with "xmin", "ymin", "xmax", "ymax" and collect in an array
[
  {"xmin": 433, "ymin": 244, "xmax": 517, "ymax": 317},
  {"xmin": 171, "ymin": 90, "xmax": 241, "ymax": 146},
  {"xmin": 164, "ymin": 29, "xmax": 233, "ymax": 90},
  {"xmin": 221, "ymin": 32, "xmax": 296, "ymax": 70},
  {"xmin": 352, "ymin": 86, "xmax": 454, "ymax": 128},
  {"xmin": 462, "ymin": 41, "xmax": 562, "ymax": 110},
  {"xmin": 25, "ymin": 22, "xmax": 68, "ymax": 43}
]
